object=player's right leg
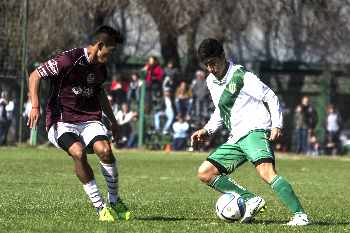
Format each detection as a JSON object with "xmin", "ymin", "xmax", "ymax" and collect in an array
[
  {"xmin": 48, "ymin": 125, "xmax": 114, "ymax": 222},
  {"xmin": 198, "ymin": 144, "xmax": 265, "ymax": 223},
  {"xmin": 61, "ymin": 134, "xmax": 115, "ymax": 221},
  {"xmin": 197, "ymin": 161, "xmax": 255, "ymax": 201},
  {"xmin": 198, "ymin": 144, "xmax": 255, "ymax": 200}
]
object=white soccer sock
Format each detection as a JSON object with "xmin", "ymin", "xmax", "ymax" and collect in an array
[
  {"xmin": 100, "ymin": 161, "xmax": 119, "ymax": 204},
  {"xmin": 83, "ymin": 179, "xmax": 105, "ymax": 210}
]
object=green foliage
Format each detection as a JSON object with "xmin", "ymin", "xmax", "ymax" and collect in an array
[{"xmin": 0, "ymin": 147, "xmax": 349, "ymax": 232}]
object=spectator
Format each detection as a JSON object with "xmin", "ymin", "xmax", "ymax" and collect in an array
[
  {"xmin": 307, "ymin": 133, "xmax": 320, "ymax": 156},
  {"xmin": 324, "ymin": 104, "xmax": 341, "ymax": 155},
  {"xmin": 154, "ymin": 88, "xmax": 175, "ymax": 135},
  {"xmin": 294, "ymin": 105, "xmax": 308, "ymax": 154},
  {"xmin": 172, "ymin": 114, "xmax": 189, "ymax": 151},
  {"xmin": 110, "ymin": 74, "xmax": 126, "ymax": 106},
  {"xmin": 294, "ymin": 96, "xmax": 318, "ymax": 154},
  {"xmin": 175, "ymin": 81, "xmax": 192, "ymax": 120},
  {"xmin": 191, "ymin": 70, "xmax": 210, "ymax": 122},
  {"xmin": 0, "ymin": 92, "xmax": 8, "ymax": 145},
  {"xmin": 126, "ymin": 114, "xmax": 139, "ymax": 148},
  {"xmin": 163, "ymin": 60, "xmax": 179, "ymax": 87},
  {"xmin": 164, "ymin": 61, "xmax": 178, "ymax": 79},
  {"xmin": 143, "ymin": 56, "xmax": 164, "ymax": 112},
  {"xmin": 115, "ymin": 102, "xmax": 138, "ymax": 147},
  {"xmin": 126, "ymin": 73, "xmax": 142, "ymax": 111}
]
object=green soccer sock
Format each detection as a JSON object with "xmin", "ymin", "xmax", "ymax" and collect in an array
[
  {"xmin": 270, "ymin": 176, "xmax": 305, "ymax": 214},
  {"xmin": 208, "ymin": 175, "xmax": 255, "ymax": 201}
]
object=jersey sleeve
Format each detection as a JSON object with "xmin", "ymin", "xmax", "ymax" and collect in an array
[
  {"xmin": 203, "ymin": 107, "xmax": 224, "ymax": 135},
  {"xmin": 243, "ymin": 72, "xmax": 283, "ymax": 128},
  {"xmin": 263, "ymin": 90, "xmax": 283, "ymax": 128},
  {"xmin": 242, "ymin": 72, "xmax": 270, "ymax": 100},
  {"xmin": 36, "ymin": 53, "xmax": 72, "ymax": 80}
]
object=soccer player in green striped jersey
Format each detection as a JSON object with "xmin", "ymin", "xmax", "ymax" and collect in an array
[{"xmin": 191, "ymin": 38, "xmax": 309, "ymax": 226}]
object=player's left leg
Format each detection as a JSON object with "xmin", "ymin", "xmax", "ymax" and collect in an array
[
  {"xmin": 255, "ymin": 162, "xmax": 309, "ymax": 225},
  {"xmin": 92, "ymin": 139, "xmax": 131, "ymax": 220},
  {"xmin": 241, "ymin": 130, "xmax": 309, "ymax": 225}
]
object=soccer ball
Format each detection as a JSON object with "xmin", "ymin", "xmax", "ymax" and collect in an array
[{"xmin": 215, "ymin": 193, "xmax": 245, "ymax": 221}]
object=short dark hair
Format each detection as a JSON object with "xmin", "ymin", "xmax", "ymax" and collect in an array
[
  {"xmin": 91, "ymin": 25, "xmax": 124, "ymax": 46},
  {"xmin": 197, "ymin": 38, "xmax": 224, "ymax": 63}
]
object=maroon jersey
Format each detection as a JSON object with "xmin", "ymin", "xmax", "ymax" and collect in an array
[{"xmin": 36, "ymin": 48, "xmax": 107, "ymax": 130}]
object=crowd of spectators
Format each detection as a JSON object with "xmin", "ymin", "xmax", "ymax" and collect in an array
[
  {"xmin": 101, "ymin": 56, "xmax": 346, "ymax": 155},
  {"xmin": 292, "ymin": 96, "xmax": 343, "ymax": 156},
  {"xmin": 104, "ymin": 57, "xmax": 213, "ymax": 151},
  {"xmin": 0, "ymin": 56, "xmax": 347, "ymax": 156}
]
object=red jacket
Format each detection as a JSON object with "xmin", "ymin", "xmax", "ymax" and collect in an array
[{"xmin": 145, "ymin": 64, "xmax": 164, "ymax": 86}]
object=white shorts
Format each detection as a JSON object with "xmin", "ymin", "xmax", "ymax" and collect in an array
[{"xmin": 48, "ymin": 121, "xmax": 108, "ymax": 149}]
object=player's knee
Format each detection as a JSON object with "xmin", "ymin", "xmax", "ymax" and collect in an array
[
  {"xmin": 197, "ymin": 161, "xmax": 219, "ymax": 184},
  {"xmin": 70, "ymin": 149, "xmax": 86, "ymax": 161},
  {"xmin": 96, "ymin": 146, "xmax": 114, "ymax": 163},
  {"xmin": 257, "ymin": 167, "xmax": 276, "ymax": 183},
  {"xmin": 255, "ymin": 161, "xmax": 276, "ymax": 183},
  {"xmin": 197, "ymin": 168, "xmax": 214, "ymax": 184}
]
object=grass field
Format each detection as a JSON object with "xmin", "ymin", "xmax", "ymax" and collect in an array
[{"xmin": 0, "ymin": 147, "xmax": 349, "ymax": 233}]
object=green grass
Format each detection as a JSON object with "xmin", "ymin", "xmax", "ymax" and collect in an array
[{"xmin": 0, "ymin": 147, "xmax": 349, "ymax": 232}]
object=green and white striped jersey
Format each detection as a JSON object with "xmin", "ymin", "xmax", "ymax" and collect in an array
[{"xmin": 204, "ymin": 62, "xmax": 283, "ymax": 143}]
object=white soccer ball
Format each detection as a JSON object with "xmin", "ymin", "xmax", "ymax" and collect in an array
[{"xmin": 215, "ymin": 193, "xmax": 245, "ymax": 221}]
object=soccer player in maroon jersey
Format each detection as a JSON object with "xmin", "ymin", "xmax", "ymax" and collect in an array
[{"xmin": 27, "ymin": 26, "xmax": 130, "ymax": 222}]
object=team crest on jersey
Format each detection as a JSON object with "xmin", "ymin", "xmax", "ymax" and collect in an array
[
  {"xmin": 46, "ymin": 59, "xmax": 58, "ymax": 75},
  {"xmin": 86, "ymin": 73, "xmax": 95, "ymax": 84},
  {"xmin": 228, "ymin": 82, "xmax": 236, "ymax": 94},
  {"xmin": 72, "ymin": 86, "xmax": 83, "ymax": 95},
  {"xmin": 72, "ymin": 86, "xmax": 94, "ymax": 97}
]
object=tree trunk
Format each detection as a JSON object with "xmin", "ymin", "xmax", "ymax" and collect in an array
[
  {"xmin": 159, "ymin": 31, "xmax": 180, "ymax": 68},
  {"xmin": 184, "ymin": 22, "xmax": 199, "ymax": 80}
]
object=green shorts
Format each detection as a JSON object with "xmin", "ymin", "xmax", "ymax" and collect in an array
[{"xmin": 207, "ymin": 129, "xmax": 275, "ymax": 174}]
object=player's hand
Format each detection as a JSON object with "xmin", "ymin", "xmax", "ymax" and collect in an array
[
  {"xmin": 191, "ymin": 128, "xmax": 209, "ymax": 146},
  {"xmin": 269, "ymin": 127, "xmax": 282, "ymax": 141},
  {"xmin": 27, "ymin": 107, "xmax": 40, "ymax": 128},
  {"xmin": 110, "ymin": 122, "xmax": 120, "ymax": 142}
]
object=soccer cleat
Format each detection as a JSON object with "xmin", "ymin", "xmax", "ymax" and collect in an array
[
  {"xmin": 98, "ymin": 207, "xmax": 116, "ymax": 222},
  {"xmin": 110, "ymin": 198, "xmax": 131, "ymax": 220},
  {"xmin": 240, "ymin": 196, "xmax": 266, "ymax": 223},
  {"xmin": 286, "ymin": 213, "xmax": 310, "ymax": 226}
]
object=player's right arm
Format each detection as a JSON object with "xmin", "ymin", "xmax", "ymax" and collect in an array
[
  {"xmin": 191, "ymin": 107, "xmax": 223, "ymax": 146},
  {"xmin": 190, "ymin": 128, "xmax": 209, "ymax": 145},
  {"xmin": 27, "ymin": 52, "xmax": 71, "ymax": 128},
  {"xmin": 27, "ymin": 70, "xmax": 42, "ymax": 128}
]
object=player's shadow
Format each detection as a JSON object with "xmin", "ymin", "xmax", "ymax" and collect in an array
[
  {"xmin": 136, "ymin": 217, "xmax": 350, "ymax": 225},
  {"xmin": 135, "ymin": 216, "xmax": 205, "ymax": 221},
  {"xmin": 254, "ymin": 219, "xmax": 350, "ymax": 226},
  {"xmin": 309, "ymin": 220, "xmax": 350, "ymax": 226}
]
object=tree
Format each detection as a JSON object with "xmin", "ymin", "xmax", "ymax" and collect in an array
[{"xmin": 138, "ymin": 0, "xmax": 210, "ymax": 72}]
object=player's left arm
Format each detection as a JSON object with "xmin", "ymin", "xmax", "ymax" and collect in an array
[
  {"xmin": 263, "ymin": 90, "xmax": 283, "ymax": 141},
  {"xmin": 97, "ymin": 89, "xmax": 119, "ymax": 140},
  {"xmin": 244, "ymin": 72, "xmax": 283, "ymax": 141}
]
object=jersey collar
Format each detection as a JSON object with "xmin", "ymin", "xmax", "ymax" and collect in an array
[{"xmin": 212, "ymin": 61, "xmax": 233, "ymax": 85}]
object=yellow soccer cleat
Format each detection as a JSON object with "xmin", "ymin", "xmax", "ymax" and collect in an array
[{"xmin": 98, "ymin": 207, "xmax": 116, "ymax": 222}]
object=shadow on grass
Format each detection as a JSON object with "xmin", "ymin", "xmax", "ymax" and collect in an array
[
  {"xmin": 309, "ymin": 220, "xmax": 350, "ymax": 226},
  {"xmin": 254, "ymin": 219, "xmax": 350, "ymax": 226},
  {"xmin": 136, "ymin": 217, "xmax": 350, "ymax": 226},
  {"xmin": 135, "ymin": 216, "xmax": 207, "ymax": 221}
]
